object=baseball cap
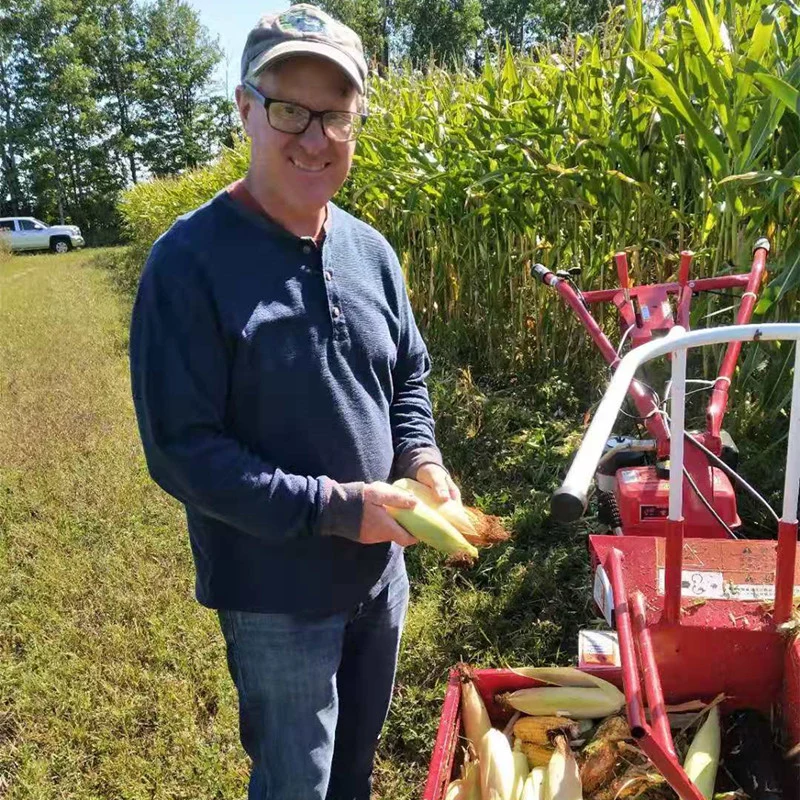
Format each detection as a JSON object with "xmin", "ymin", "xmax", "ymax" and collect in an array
[{"xmin": 241, "ymin": 4, "xmax": 368, "ymax": 93}]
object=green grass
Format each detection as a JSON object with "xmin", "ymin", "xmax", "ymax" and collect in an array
[{"xmin": 0, "ymin": 249, "xmax": 595, "ymax": 798}]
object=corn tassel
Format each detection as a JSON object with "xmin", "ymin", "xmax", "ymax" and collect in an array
[
  {"xmin": 392, "ymin": 478, "xmax": 509, "ymax": 547},
  {"xmin": 385, "ymin": 490, "xmax": 478, "ymax": 559},
  {"xmin": 514, "ymin": 716, "xmax": 580, "ymax": 745},
  {"xmin": 458, "ymin": 664, "xmax": 492, "ymax": 750},
  {"xmin": 546, "ymin": 734, "xmax": 582, "ymax": 800},
  {"xmin": 683, "ymin": 706, "xmax": 720, "ymax": 800},
  {"xmin": 479, "ymin": 728, "xmax": 517, "ymax": 800},
  {"xmin": 499, "ymin": 668, "xmax": 624, "ymax": 719},
  {"xmin": 513, "ymin": 739, "xmax": 531, "ymax": 799}
]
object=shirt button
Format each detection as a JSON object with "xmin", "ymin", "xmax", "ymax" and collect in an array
[
  {"xmin": 302, "ymin": 245, "xmax": 312, "ymax": 254},
  {"xmin": 324, "ymin": 270, "xmax": 333, "ymax": 281},
  {"xmin": 332, "ymin": 306, "xmax": 341, "ymax": 319}
]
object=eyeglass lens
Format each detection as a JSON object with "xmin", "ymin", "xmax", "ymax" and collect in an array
[{"xmin": 267, "ymin": 102, "xmax": 362, "ymax": 141}]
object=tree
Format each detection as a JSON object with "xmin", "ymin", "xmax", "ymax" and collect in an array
[
  {"xmin": 316, "ymin": 0, "xmax": 390, "ymax": 70},
  {"xmin": 319, "ymin": 0, "xmax": 620, "ymax": 68},
  {"xmin": 137, "ymin": 0, "xmax": 235, "ymax": 176}
]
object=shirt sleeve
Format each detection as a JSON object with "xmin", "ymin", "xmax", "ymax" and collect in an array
[
  {"xmin": 129, "ymin": 236, "xmax": 364, "ymax": 543},
  {"xmin": 388, "ymin": 250, "xmax": 445, "ymax": 480}
]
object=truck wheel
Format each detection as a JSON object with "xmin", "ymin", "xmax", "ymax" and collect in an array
[{"xmin": 51, "ymin": 237, "xmax": 71, "ymax": 254}]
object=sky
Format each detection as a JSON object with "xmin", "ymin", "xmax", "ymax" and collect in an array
[{"xmin": 188, "ymin": 0, "xmax": 290, "ymax": 97}]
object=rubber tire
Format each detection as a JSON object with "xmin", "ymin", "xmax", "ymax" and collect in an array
[{"xmin": 51, "ymin": 237, "xmax": 71, "ymax": 254}]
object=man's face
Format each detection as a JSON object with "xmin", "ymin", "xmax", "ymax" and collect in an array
[{"xmin": 237, "ymin": 56, "xmax": 360, "ymax": 215}]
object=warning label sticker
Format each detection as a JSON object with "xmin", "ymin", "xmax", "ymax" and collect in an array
[
  {"xmin": 657, "ymin": 568, "xmax": 800, "ymax": 601},
  {"xmin": 640, "ymin": 505, "xmax": 669, "ymax": 521}
]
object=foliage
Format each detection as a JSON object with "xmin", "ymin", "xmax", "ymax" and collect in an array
[
  {"xmin": 0, "ymin": 0, "xmax": 235, "ymax": 245},
  {"xmin": 0, "ymin": 250, "xmax": 593, "ymax": 799},
  {"xmin": 120, "ymin": 0, "xmax": 799, "ymax": 394},
  {"xmin": 317, "ymin": 0, "xmax": 623, "ymax": 67}
]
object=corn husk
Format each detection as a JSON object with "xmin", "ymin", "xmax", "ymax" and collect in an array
[
  {"xmin": 392, "ymin": 478, "xmax": 509, "ymax": 547},
  {"xmin": 513, "ymin": 739, "xmax": 531, "ymax": 798},
  {"xmin": 521, "ymin": 767, "xmax": 547, "ymax": 800},
  {"xmin": 683, "ymin": 706, "xmax": 720, "ymax": 800},
  {"xmin": 499, "ymin": 668, "xmax": 625, "ymax": 719},
  {"xmin": 579, "ymin": 715, "xmax": 630, "ymax": 793},
  {"xmin": 458, "ymin": 664, "xmax": 492, "ymax": 750},
  {"xmin": 385, "ymin": 492, "xmax": 478, "ymax": 559},
  {"xmin": 546, "ymin": 734, "xmax": 583, "ymax": 800},
  {"xmin": 479, "ymin": 728, "xmax": 517, "ymax": 800}
]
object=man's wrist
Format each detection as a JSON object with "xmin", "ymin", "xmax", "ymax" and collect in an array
[
  {"xmin": 394, "ymin": 446, "xmax": 446, "ymax": 481},
  {"xmin": 318, "ymin": 480, "xmax": 365, "ymax": 540}
]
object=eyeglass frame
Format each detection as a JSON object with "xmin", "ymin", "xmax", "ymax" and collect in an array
[{"xmin": 243, "ymin": 81, "xmax": 368, "ymax": 142}]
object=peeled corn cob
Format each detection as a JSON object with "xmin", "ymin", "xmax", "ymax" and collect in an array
[
  {"xmin": 385, "ymin": 491, "xmax": 478, "ymax": 559},
  {"xmin": 520, "ymin": 741, "xmax": 555, "ymax": 768},
  {"xmin": 479, "ymin": 728, "xmax": 517, "ymax": 800},
  {"xmin": 683, "ymin": 706, "xmax": 720, "ymax": 800},
  {"xmin": 514, "ymin": 716, "xmax": 580, "ymax": 745},
  {"xmin": 392, "ymin": 478, "xmax": 509, "ymax": 547}
]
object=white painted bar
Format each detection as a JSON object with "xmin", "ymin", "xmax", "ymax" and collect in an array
[
  {"xmin": 557, "ymin": 324, "xmax": 800, "ymax": 515},
  {"xmin": 782, "ymin": 342, "xmax": 800, "ymax": 524},
  {"xmin": 668, "ymin": 345, "xmax": 687, "ymax": 521}
]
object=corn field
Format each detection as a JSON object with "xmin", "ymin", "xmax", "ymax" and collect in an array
[{"xmin": 120, "ymin": 0, "xmax": 800, "ymax": 396}]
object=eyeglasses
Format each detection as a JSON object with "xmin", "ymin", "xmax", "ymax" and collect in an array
[{"xmin": 244, "ymin": 82, "xmax": 367, "ymax": 142}]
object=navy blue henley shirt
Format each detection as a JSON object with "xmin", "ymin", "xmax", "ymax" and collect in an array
[{"xmin": 129, "ymin": 189, "xmax": 443, "ymax": 613}]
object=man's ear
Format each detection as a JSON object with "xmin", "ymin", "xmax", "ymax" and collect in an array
[{"xmin": 235, "ymin": 85, "xmax": 252, "ymax": 135}]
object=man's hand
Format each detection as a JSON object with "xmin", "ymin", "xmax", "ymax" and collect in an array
[
  {"xmin": 415, "ymin": 463, "xmax": 461, "ymax": 503},
  {"xmin": 358, "ymin": 482, "xmax": 418, "ymax": 547}
]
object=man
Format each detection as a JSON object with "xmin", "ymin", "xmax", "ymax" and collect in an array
[{"xmin": 129, "ymin": 4, "xmax": 458, "ymax": 798}]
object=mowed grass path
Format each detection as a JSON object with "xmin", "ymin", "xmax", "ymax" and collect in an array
[
  {"xmin": 0, "ymin": 250, "xmax": 593, "ymax": 799},
  {"xmin": 0, "ymin": 252, "xmax": 247, "ymax": 798}
]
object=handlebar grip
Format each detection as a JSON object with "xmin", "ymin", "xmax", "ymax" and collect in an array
[
  {"xmin": 531, "ymin": 263, "xmax": 552, "ymax": 283},
  {"xmin": 550, "ymin": 486, "xmax": 587, "ymax": 523}
]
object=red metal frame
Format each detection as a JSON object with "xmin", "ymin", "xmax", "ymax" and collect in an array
[
  {"xmin": 536, "ymin": 245, "xmax": 769, "ymax": 540},
  {"xmin": 539, "ymin": 246, "xmax": 768, "ymax": 452}
]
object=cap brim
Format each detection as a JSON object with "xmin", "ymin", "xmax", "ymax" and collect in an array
[{"xmin": 247, "ymin": 40, "xmax": 364, "ymax": 93}]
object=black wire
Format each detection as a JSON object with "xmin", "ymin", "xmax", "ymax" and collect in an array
[
  {"xmin": 699, "ymin": 290, "xmax": 737, "ymax": 299},
  {"xmin": 684, "ymin": 433, "xmax": 780, "ymax": 523},
  {"xmin": 683, "ymin": 466, "xmax": 740, "ymax": 539}
]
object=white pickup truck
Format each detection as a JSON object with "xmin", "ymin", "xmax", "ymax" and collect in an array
[{"xmin": 0, "ymin": 216, "xmax": 85, "ymax": 254}]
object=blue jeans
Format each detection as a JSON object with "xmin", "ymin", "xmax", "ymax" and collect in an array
[{"xmin": 217, "ymin": 568, "xmax": 409, "ymax": 800}]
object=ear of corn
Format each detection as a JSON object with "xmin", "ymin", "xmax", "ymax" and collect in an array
[
  {"xmin": 514, "ymin": 715, "xmax": 580, "ymax": 745},
  {"xmin": 500, "ymin": 687, "xmax": 622, "ymax": 719},
  {"xmin": 392, "ymin": 477, "xmax": 509, "ymax": 547},
  {"xmin": 578, "ymin": 715, "xmax": 630, "ymax": 793},
  {"xmin": 501, "ymin": 668, "xmax": 625, "ymax": 719},
  {"xmin": 683, "ymin": 706, "xmax": 720, "ymax": 800},
  {"xmin": 385, "ymin": 493, "xmax": 478, "ymax": 559},
  {"xmin": 520, "ymin": 740, "xmax": 555, "ymax": 768},
  {"xmin": 462, "ymin": 755, "xmax": 481, "ymax": 800},
  {"xmin": 513, "ymin": 739, "xmax": 531, "ymax": 798},
  {"xmin": 445, "ymin": 778, "xmax": 465, "ymax": 800},
  {"xmin": 546, "ymin": 734, "xmax": 583, "ymax": 800},
  {"xmin": 458, "ymin": 664, "xmax": 492, "ymax": 750},
  {"xmin": 521, "ymin": 767, "xmax": 547, "ymax": 800},
  {"xmin": 479, "ymin": 728, "xmax": 517, "ymax": 800}
]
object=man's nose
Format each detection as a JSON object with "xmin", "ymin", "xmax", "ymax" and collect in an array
[{"xmin": 298, "ymin": 117, "xmax": 328, "ymax": 154}]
